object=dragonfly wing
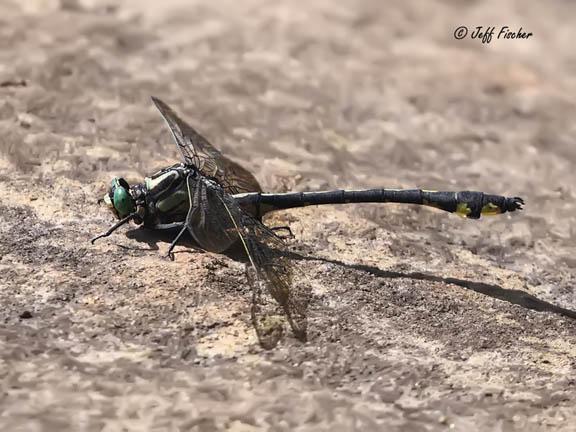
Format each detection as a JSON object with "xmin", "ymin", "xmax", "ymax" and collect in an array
[
  {"xmin": 244, "ymin": 220, "xmax": 309, "ymax": 342},
  {"xmin": 185, "ymin": 177, "xmax": 239, "ymax": 253},
  {"xmin": 151, "ymin": 96, "xmax": 262, "ymax": 194},
  {"xmin": 186, "ymin": 177, "xmax": 309, "ymax": 347}
]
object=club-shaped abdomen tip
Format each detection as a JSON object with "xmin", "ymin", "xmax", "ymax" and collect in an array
[{"xmin": 506, "ymin": 196, "xmax": 525, "ymax": 212}]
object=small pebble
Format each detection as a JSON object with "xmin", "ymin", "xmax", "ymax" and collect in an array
[{"xmin": 19, "ymin": 311, "xmax": 33, "ymax": 319}]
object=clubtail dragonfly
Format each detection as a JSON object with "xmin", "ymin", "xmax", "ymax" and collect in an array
[{"xmin": 92, "ymin": 97, "xmax": 524, "ymax": 348}]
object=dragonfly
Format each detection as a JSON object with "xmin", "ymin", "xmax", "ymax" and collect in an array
[{"xmin": 91, "ymin": 97, "xmax": 525, "ymax": 348}]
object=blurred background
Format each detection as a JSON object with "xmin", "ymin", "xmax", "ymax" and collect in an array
[{"xmin": 1, "ymin": 0, "xmax": 576, "ymax": 430}]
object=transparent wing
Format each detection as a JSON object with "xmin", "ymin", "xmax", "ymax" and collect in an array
[
  {"xmin": 244, "ymin": 219, "xmax": 309, "ymax": 344},
  {"xmin": 151, "ymin": 96, "xmax": 262, "ymax": 194},
  {"xmin": 185, "ymin": 177, "xmax": 239, "ymax": 253},
  {"xmin": 186, "ymin": 177, "xmax": 309, "ymax": 348}
]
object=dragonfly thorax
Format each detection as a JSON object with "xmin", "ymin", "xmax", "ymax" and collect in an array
[{"xmin": 140, "ymin": 164, "xmax": 199, "ymax": 228}]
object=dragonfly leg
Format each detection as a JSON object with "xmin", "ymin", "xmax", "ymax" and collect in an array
[
  {"xmin": 270, "ymin": 225, "xmax": 294, "ymax": 239},
  {"xmin": 165, "ymin": 225, "xmax": 188, "ymax": 261},
  {"xmin": 165, "ymin": 172, "xmax": 195, "ymax": 261},
  {"xmin": 90, "ymin": 214, "xmax": 135, "ymax": 244}
]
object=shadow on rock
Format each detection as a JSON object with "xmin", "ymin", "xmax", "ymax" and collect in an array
[
  {"xmin": 121, "ymin": 228, "xmax": 576, "ymax": 320},
  {"xmin": 300, "ymin": 255, "xmax": 576, "ymax": 321},
  {"xmin": 123, "ymin": 227, "xmax": 240, "ymax": 258}
]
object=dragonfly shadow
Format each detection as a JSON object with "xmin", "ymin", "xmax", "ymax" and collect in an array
[
  {"xmin": 123, "ymin": 227, "xmax": 249, "ymax": 260},
  {"xmin": 297, "ymin": 255, "xmax": 576, "ymax": 321},
  {"xmin": 119, "ymin": 228, "xmax": 576, "ymax": 321},
  {"xmin": 123, "ymin": 227, "xmax": 195, "ymax": 254}
]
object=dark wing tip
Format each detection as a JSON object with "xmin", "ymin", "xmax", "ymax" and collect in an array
[
  {"xmin": 149, "ymin": 96, "xmax": 181, "ymax": 132},
  {"xmin": 149, "ymin": 96, "xmax": 183, "ymax": 126},
  {"xmin": 149, "ymin": 96, "xmax": 191, "ymax": 164},
  {"xmin": 150, "ymin": 96, "xmax": 168, "ymax": 111}
]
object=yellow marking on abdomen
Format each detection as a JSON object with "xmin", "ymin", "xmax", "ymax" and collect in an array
[
  {"xmin": 481, "ymin": 202, "xmax": 501, "ymax": 216},
  {"xmin": 456, "ymin": 203, "xmax": 471, "ymax": 217}
]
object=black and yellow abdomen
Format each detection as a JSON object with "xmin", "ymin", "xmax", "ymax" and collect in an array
[{"xmin": 233, "ymin": 188, "xmax": 524, "ymax": 219}]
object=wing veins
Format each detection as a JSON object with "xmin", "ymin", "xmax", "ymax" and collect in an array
[{"xmin": 151, "ymin": 96, "xmax": 262, "ymax": 194}]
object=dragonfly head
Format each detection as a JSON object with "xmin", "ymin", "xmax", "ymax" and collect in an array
[{"xmin": 102, "ymin": 177, "xmax": 136, "ymax": 219}]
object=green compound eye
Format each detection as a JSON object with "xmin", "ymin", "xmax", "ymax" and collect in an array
[{"xmin": 111, "ymin": 178, "xmax": 135, "ymax": 218}]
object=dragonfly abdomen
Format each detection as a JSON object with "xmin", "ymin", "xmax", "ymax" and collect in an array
[{"xmin": 234, "ymin": 189, "xmax": 524, "ymax": 219}]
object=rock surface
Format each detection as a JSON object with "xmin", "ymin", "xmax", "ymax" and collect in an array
[{"xmin": 1, "ymin": 0, "xmax": 576, "ymax": 430}]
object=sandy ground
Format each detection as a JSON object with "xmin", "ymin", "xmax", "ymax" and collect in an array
[{"xmin": 1, "ymin": 0, "xmax": 576, "ymax": 430}]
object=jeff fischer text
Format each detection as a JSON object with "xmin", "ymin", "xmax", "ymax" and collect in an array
[{"xmin": 453, "ymin": 26, "xmax": 533, "ymax": 43}]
